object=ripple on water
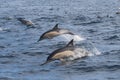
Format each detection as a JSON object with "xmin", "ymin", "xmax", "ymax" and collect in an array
[
  {"xmin": 64, "ymin": 64, "xmax": 120, "ymax": 74},
  {"xmin": 33, "ymin": 15, "xmax": 64, "ymax": 22},
  {"xmin": 20, "ymin": 69, "xmax": 50, "ymax": 75},
  {"xmin": 0, "ymin": 55, "xmax": 16, "ymax": 58},
  {"xmin": 104, "ymin": 35, "xmax": 120, "ymax": 40},
  {"xmin": 0, "ymin": 54, "xmax": 18, "ymax": 64},
  {"xmin": 22, "ymin": 51, "xmax": 43, "ymax": 56},
  {"xmin": 0, "ymin": 77, "xmax": 12, "ymax": 80},
  {"xmin": 0, "ymin": 46, "xmax": 5, "ymax": 49}
]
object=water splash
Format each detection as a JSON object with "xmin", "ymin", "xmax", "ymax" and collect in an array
[
  {"xmin": 59, "ymin": 34, "xmax": 101, "ymax": 59},
  {"xmin": 60, "ymin": 34, "xmax": 85, "ymax": 41},
  {"xmin": 75, "ymin": 41, "xmax": 101, "ymax": 57}
]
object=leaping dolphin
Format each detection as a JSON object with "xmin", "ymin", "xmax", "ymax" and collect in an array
[
  {"xmin": 40, "ymin": 39, "xmax": 75, "ymax": 65},
  {"xmin": 37, "ymin": 24, "xmax": 74, "ymax": 41}
]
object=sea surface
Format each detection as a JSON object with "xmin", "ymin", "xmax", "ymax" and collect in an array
[{"xmin": 0, "ymin": 0, "xmax": 120, "ymax": 80}]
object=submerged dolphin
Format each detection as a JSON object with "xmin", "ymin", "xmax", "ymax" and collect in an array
[
  {"xmin": 37, "ymin": 24, "xmax": 74, "ymax": 41},
  {"xmin": 17, "ymin": 18, "xmax": 34, "ymax": 26},
  {"xmin": 41, "ymin": 39, "xmax": 75, "ymax": 65}
]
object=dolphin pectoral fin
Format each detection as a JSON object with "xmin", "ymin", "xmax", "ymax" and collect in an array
[
  {"xmin": 60, "ymin": 58, "xmax": 67, "ymax": 63},
  {"xmin": 47, "ymin": 37, "xmax": 51, "ymax": 39},
  {"xmin": 59, "ymin": 59, "xmax": 67, "ymax": 65},
  {"xmin": 47, "ymin": 36, "xmax": 53, "ymax": 39},
  {"xmin": 60, "ymin": 58, "xmax": 65, "ymax": 62}
]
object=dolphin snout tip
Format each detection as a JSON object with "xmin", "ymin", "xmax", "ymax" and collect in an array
[{"xmin": 37, "ymin": 38, "xmax": 43, "ymax": 42}]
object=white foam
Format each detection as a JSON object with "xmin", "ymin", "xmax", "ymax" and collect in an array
[
  {"xmin": 73, "ymin": 48, "xmax": 88, "ymax": 59},
  {"xmin": 60, "ymin": 34, "xmax": 85, "ymax": 41},
  {"xmin": 78, "ymin": 40, "xmax": 101, "ymax": 56},
  {"xmin": 70, "ymin": 47, "xmax": 101, "ymax": 60},
  {"xmin": 73, "ymin": 35, "xmax": 85, "ymax": 41}
]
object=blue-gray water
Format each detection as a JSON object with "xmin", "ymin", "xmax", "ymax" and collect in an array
[{"xmin": 0, "ymin": 0, "xmax": 120, "ymax": 80}]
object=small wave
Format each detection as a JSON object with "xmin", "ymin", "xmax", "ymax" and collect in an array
[
  {"xmin": 22, "ymin": 52, "xmax": 43, "ymax": 56},
  {"xmin": 33, "ymin": 15, "xmax": 64, "ymax": 22},
  {"xmin": 73, "ymin": 15, "xmax": 90, "ymax": 21},
  {"xmin": 0, "ymin": 46, "xmax": 5, "ymax": 49},
  {"xmin": 21, "ymin": 69, "xmax": 50, "ymax": 74},
  {"xmin": 0, "ymin": 27, "xmax": 11, "ymax": 32},
  {"xmin": 0, "ymin": 55, "xmax": 15, "ymax": 58},
  {"xmin": 104, "ymin": 35, "xmax": 119, "ymax": 40},
  {"xmin": 103, "ymin": 65, "xmax": 120, "ymax": 71},
  {"xmin": 104, "ymin": 50, "xmax": 120, "ymax": 56},
  {"xmin": 72, "ymin": 66, "xmax": 96, "ymax": 72},
  {"xmin": 80, "ymin": 20, "xmax": 102, "ymax": 25},
  {"xmin": 0, "ymin": 77, "xmax": 12, "ymax": 80},
  {"xmin": 71, "ymin": 64, "xmax": 120, "ymax": 72},
  {"xmin": 87, "ymin": 29, "xmax": 97, "ymax": 33}
]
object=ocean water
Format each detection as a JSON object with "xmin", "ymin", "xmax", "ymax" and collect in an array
[{"xmin": 0, "ymin": 0, "xmax": 120, "ymax": 80}]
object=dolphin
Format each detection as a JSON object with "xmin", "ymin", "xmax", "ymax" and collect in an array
[
  {"xmin": 37, "ymin": 24, "xmax": 74, "ymax": 41},
  {"xmin": 41, "ymin": 39, "xmax": 75, "ymax": 65},
  {"xmin": 17, "ymin": 18, "xmax": 34, "ymax": 27}
]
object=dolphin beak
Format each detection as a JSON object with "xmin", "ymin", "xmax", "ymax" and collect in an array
[
  {"xmin": 37, "ymin": 38, "xmax": 43, "ymax": 42},
  {"xmin": 40, "ymin": 60, "xmax": 51, "ymax": 66},
  {"xmin": 37, "ymin": 39, "xmax": 41, "ymax": 42}
]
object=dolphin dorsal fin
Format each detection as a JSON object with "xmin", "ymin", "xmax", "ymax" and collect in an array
[
  {"xmin": 66, "ymin": 39, "xmax": 74, "ymax": 47},
  {"xmin": 53, "ymin": 24, "xmax": 59, "ymax": 30}
]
